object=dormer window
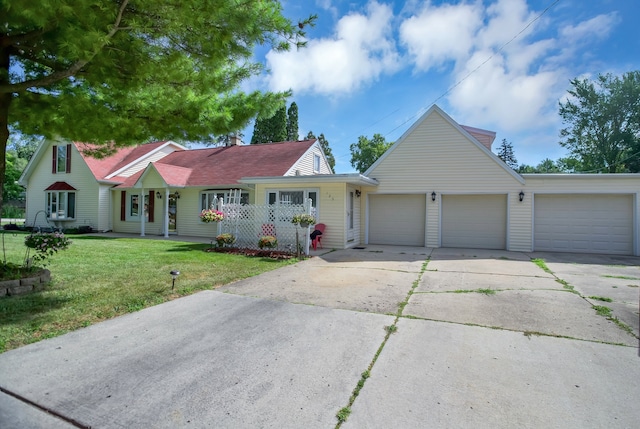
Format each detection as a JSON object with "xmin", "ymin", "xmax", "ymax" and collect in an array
[{"xmin": 52, "ymin": 144, "xmax": 72, "ymax": 174}]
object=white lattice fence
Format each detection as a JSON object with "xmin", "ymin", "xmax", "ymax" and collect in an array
[{"xmin": 218, "ymin": 201, "xmax": 312, "ymax": 253}]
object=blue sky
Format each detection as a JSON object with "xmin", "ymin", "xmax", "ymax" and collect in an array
[{"xmin": 240, "ymin": 0, "xmax": 640, "ymax": 173}]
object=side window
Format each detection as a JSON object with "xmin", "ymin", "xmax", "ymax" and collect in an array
[
  {"xmin": 131, "ymin": 195, "xmax": 139, "ymax": 216},
  {"xmin": 57, "ymin": 145, "xmax": 67, "ymax": 173},
  {"xmin": 313, "ymin": 154, "xmax": 321, "ymax": 173}
]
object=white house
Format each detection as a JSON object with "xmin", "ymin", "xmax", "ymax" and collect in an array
[{"xmin": 19, "ymin": 105, "xmax": 640, "ymax": 256}]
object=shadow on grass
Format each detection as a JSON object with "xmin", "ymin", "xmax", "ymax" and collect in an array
[
  {"xmin": 0, "ymin": 291, "xmax": 71, "ymax": 324},
  {"xmin": 165, "ymin": 243, "xmax": 210, "ymax": 252}
]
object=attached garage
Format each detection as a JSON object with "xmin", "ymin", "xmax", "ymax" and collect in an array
[
  {"xmin": 441, "ymin": 194, "xmax": 507, "ymax": 249},
  {"xmin": 534, "ymin": 194, "xmax": 634, "ymax": 255},
  {"xmin": 369, "ymin": 194, "xmax": 426, "ymax": 246}
]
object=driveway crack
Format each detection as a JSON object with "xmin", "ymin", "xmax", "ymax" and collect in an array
[{"xmin": 334, "ymin": 258, "xmax": 430, "ymax": 427}]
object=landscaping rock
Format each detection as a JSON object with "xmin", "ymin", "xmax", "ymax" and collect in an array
[
  {"xmin": 20, "ymin": 276, "xmax": 40, "ymax": 287},
  {"xmin": 8, "ymin": 284, "xmax": 33, "ymax": 296}
]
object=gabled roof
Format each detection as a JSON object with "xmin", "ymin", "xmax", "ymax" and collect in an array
[
  {"xmin": 19, "ymin": 138, "xmax": 185, "ymax": 186},
  {"xmin": 117, "ymin": 140, "xmax": 318, "ymax": 188},
  {"xmin": 364, "ymin": 105, "xmax": 525, "ymax": 184}
]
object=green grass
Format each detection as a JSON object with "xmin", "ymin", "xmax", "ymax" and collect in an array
[
  {"xmin": 531, "ymin": 258, "xmax": 552, "ymax": 274},
  {"xmin": 592, "ymin": 305, "xmax": 612, "ymax": 317},
  {"xmin": 588, "ymin": 296, "xmax": 613, "ymax": 302},
  {"xmin": 602, "ymin": 275, "xmax": 640, "ymax": 281},
  {"xmin": 0, "ymin": 233, "xmax": 294, "ymax": 353}
]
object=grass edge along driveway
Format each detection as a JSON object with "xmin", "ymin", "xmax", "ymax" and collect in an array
[{"xmin": 0, "ymin": 233, "xmax": 295, "ymax": 353}]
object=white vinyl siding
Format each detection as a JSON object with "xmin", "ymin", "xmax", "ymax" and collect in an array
[
  {"xmin": 534, "ymin": 194, "xmax": 633, "ymax": 255},
  {"xmin": 23, "ymin": 140, "xmax": 101, "ymax": 230},
  {"xmin": 441, "ymin": 194, "xmax": 507, "ymax": 249},
  {"xmin": 287, "ymin": 144, "xmax": 333, "ymax": 176},
  {"xmin": 369, "ymin": 194, "xmax": 426, "ymax": 246}
]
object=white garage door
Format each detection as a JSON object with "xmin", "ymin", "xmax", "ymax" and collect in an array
[
  {"xmin": 442, "ymin": 194, "xmax": 507, "ymax": 249},
  {"xmin": 369, "ymin": 194, "xmax": 426, "ymax": 246},
  {"xmin": 534, "ymin": 194, "xmax": 633, "ymax": 255}
]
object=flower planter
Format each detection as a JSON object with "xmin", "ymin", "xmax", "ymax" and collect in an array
[{"xmin": 0, "ymin": 269, "xmax": 51, "ymax": 297}]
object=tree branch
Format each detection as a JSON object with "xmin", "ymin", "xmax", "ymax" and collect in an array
[
  {"xmin": 0, "ymin": 0, "xmax": 130, "ymax": 94},
  {"xmin": 0, "ymin": 28, "xmax": 48, "ymax": 48}
]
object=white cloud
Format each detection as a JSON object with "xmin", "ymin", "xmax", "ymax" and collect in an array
[
  {"xmin": 399, "ymin": 1, "xmax": 482, "ymax": 70},
  {"xmin": 559, "ymin": 12, "xmax": 619, "ymax": 42},
  {"xmin": 266, "ymin": 1, "xmax": 399, "ymax": 95}
]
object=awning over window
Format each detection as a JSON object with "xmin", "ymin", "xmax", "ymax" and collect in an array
[{"xmin": 45, "ymin": 181, "xmax": 77, "ymax": 191}]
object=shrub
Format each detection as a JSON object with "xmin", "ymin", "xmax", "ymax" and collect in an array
[
  {"xmin": 258, "ymin": 235, "xmax": 277, "ymax": 249},
  {"xmin": 215, "ymin": 233, "xmax": 236, "ymax": 247},
  {"xmin": 24, "ymin": 232, "xmax": 72, "ymax": 266}
]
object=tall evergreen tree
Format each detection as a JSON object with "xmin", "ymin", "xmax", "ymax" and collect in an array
[
  {"xmin": 286, "ymin": 102, "xmax": 299, "ymax": 141},
  {"xmin": 251, "ymin": 105, "xmax": 287, "ymax": 143},
  {"xmin": 496, "ymin": 139, "xmax": 518, "ymax": 169},
  {"xmin": 306, "ymin": 131, "xmax": 335, "ymax": 171}
]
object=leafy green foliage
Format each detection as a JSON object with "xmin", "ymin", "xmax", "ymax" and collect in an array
[
  {"xmin": 517, "ymin": 158, "xmax": 566, "ymax": 173},
  {"xmin": 559, "ymin": 71, "xmax": 640, "ymax": 173},
  {"xmin": 306, "ymin": 131, "xmax": 335, "ymax": 171},
  {"xmin": 0, "ymin": 0, "xmax": 316, "ymax": 210},
  {"xmin": 24, "ymin": 232, "xmax": 72, "ymax": 266},
  {"xmin": 251, "ymin": 104, "xmax": 287, "ymax": 143},
  {"xmin": 350, "ymin": 133, "xmax": 393, "ymax": 173},
  {"xmin": 286, "ymin": 102, "xmax": 299, "ymax": 141}
]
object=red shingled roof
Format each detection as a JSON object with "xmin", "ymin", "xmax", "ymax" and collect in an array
[
  {"xmin": 45, "ymin": 181, "xmax": 77, "ymax": 191},
  {"xmin": 76, "ymin": 141, "xmax": 172, "ymax": 181},
  {"xmin": 153, "ymin": 140, "xmax": 316, "ymax": 186}
]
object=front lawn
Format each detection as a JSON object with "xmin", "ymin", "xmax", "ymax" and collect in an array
[{"xmin": 0, "ymin": 233, "xmax": 294, "ymax": 353}]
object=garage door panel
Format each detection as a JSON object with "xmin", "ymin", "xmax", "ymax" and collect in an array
[
  {"xmin": 534, "ymin": 194, "xmax": 633, "ymax": 255},
  {"xmin": 369, "ymin": 195, "xmax": 425, "ymax": 246},
  {"xmin": 441, "ymin": 195, "xmax": 507, "ymax": 250}
]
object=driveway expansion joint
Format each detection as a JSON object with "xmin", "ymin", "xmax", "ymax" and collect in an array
[{"xmin": 0, "ymin": 386, "xmax": 91, "ymax": 429}]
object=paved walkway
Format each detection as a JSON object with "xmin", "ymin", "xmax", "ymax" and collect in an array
[{"xmin": 1, "ymin": 244, "xmax": 638, "ymax": 428}]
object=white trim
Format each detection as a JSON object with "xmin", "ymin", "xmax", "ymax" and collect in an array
[
  {"xmin": 105, "ymin": 141, "xmax": 185, "ymax": 179},
  {"xmin": 240, "ymin": 173, "xmax": 379, "ymax": 186}
]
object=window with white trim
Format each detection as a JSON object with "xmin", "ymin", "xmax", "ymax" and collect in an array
[
  {"xmin": 52, "ymin": 144, "xmax": 72, "ymax": 174},
  {"xmin": 200, "ymin": 190, "xmax": 249, "ymax": 211},
  {"xmin": 313, "ymin": 154, "xmax": 321, "ymax": 173},
  {"xmin": 46, "ymin": 191, "xmax": 76, "ymax": 220},
  {"xmin": 266, "ymin": 189, "xmax": 318, "ymax": 218},
  {"xmin": 129, "ymin": 194, "xmax": 149, "ymax": 219}
]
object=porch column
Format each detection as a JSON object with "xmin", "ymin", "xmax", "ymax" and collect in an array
[
  {"xmin": 164, "ymin": 189, "xmax": 170, "ymax": 238},
  {"xmin": 140, "ymin": 188, "xmax": 146, "ymax": 237}
]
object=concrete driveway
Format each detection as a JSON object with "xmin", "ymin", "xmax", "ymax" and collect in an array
[{"xmin": 1, "ymin": 246, "xmax": 638, "ymax": 428}]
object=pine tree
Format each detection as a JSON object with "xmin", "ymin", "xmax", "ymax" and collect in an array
[
  {"xmin": 496, "ymin": 139, "xmax": 518, "ymax": 169},
  {"xmin": 251, "ymin": 105, "xmax": 286, "ymax": 143},
  {"xmin": 286, "ymin": 102, "xmax": 299, "ymax": 141}
]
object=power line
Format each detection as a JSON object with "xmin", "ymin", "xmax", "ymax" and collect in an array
[{"xmin": 380, "ymin": 0, "xmax": 563, "ymax": 140}]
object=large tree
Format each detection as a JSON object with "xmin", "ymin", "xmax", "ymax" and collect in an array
[
  {"xmin": 250, "ymin": 104, "xmax": 287, "ymax": 143},
  {"xmin": 350, "ymin": 133, "xmax": 393, "ymax": 173},
  {"xmin": 286, "ymin": 101, "xmax": 299, "ymax": 141},
  {"xmin": 306, "ymin": 130, "xmax": 335, "ymax": 171},
  {"xmin": 1, "ymin": 0, "xmax": 315, "ymax": 212},
  {"xmin": 559, "ymin": 71, "xmax": 640, "ymax": 173},
  {"xmin": 496, "ymin": 139, "xmax": 518, "ymax": 169}
]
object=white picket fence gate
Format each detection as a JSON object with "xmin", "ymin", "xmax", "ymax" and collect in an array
[{"xmin": 213, "ymin": 198, "xmax": 314, "ymax": 254}]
